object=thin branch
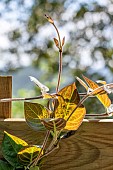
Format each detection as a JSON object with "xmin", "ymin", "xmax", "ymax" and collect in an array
[
  {"xmin": 85, "ymin": 113, "xmax": 112, "ymax": 118},
  {"xmin": 56, "ymin": 50, "xmax": 62, "ymax": 93},
  {"xmin": 67, "ymin": 94, "xmax": 89, "ymax": 122},
  {"xmin": 53, "ymin": 23, "xmax": 62, "ymax": 49},
  {"xmin": 67, "ymin": 83, "xmax": 113, "ymax": 122},
  {"xmin": 38, "ymin": 143, "xmax": 59, "ymax": 162},
  {"xmin": 45, "ymin": 131, "xmax": 58, "ymax": 153},
  {"xmin": 27, "ymin": 130, "xmax": 50, "ymax": 168},
  {"xmin": 52, "ymin": 23, "xmax": 63, "ymax": 93},
  {"xmin": 0, "ymin": 92, "xmax": 88, "ymax": 103},
  {"xmin": 1, "ymin": 83, "xmax": 113, "ymax": 103},
  {"xmin": 0, "ymin": 95, "xmax": 43, "ymax": 102},
  {"xmin": 0, "ymin": 93, "xmax": 59, "ymax": 103}
]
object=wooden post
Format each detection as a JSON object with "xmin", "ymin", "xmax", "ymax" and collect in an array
[{"xmin": 0, "ymin": 76, "xmax": 12, "ymax": 118}]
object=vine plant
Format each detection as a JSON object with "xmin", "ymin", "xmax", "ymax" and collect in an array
[{"xmin": 0, "ymin": 15, "xmax": 113, "ymax": 170}]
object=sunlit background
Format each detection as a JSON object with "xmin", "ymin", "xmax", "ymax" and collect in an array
[{"xmin": 0, "ymin": 0, "xmax": 113, "ymax": 117}]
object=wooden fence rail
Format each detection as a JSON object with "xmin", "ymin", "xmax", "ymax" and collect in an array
[{"xmin": 0, "ymin": 76, "xmax": 113, "ymax": 170}]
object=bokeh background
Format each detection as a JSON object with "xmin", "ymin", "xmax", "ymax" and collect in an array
[{"xmin": 0, "ymin": 0, "xmax": 113, "ymax": 117}]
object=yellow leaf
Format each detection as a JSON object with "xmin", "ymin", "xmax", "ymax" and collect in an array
[
  {"xmin": 18, "ymin": 145, "xmax": 42, "ymax": 165},
  {"xmin": 76, "ymin": 76, "xmax": 89, "ymax": 90},
  {"xmin": 55, "ymin": 83, "xmax": 86, "ymax": 130},
  {"xmin": 65, "ymin": 105, "xmax": 86, "ymax": 130},
  {"xmin": 82, "ymin": 75, "xmax": 111, "ymax": 108},
  {"xmin": 43, "ymin": 93, "xmax": 57, "ymax": 99},
  {"xmin": 4, "ymin": 131, "xmax": 28, "ymax": 146}
]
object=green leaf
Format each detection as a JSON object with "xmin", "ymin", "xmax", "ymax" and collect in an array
[
  {"xmin": 55, "ymin": 83, "xmax": 86, "ymax": 130},
  {"xmin": 18, "ymin": 145, "xmax": 42, "ymax": 166},
  {"xmin": 0, "ymin": 160, "xmax": 14, "ymax": 170},
  {"xmin": 2, "ymin": 131, "xmax": 28, "ymax": 168},
  {"xmin": 24, "ymin": 102, "xmax": 51, "ymax": 131}
]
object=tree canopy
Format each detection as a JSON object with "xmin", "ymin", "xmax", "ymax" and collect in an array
[{"xmin": 0, "ymin": 0, "xmax": 113, "ymax": 114}]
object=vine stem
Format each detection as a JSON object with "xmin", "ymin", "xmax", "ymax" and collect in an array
[
  {"xmin": 56, "ymin": 50, "xmax": 62, "ymax": 93},
  {"xmin": 36, "ymin": 130, "xmax": 62, "ymax": 162},
  {"xmin": 0, "ymin": 93, "xmax": 87, "ymax": 103},
  {"xmin": 0, "ymin": 83, "xmax": 113, "ymax": 104},
  {"xmin": 27, "ymin": 130, "xmax": 50, "ymax": 168},
  {"xmin": 67, "ymin": 83, "xmax": 113, "ymax": 122},
  {"xmin": 67, "ymin": 94, "xmax": 89, "ymax": 122},
  {"xmin": 0, "ymin": 95, "xmax": 43, "ymax": 102},
  {"xmin": 36, "ymin": 142, "xmax": 59, "ymax": 162},
  {"xmin": 52, "ymin": 23, "xmax": 63, "ymax": 93},
  {"xmin": 53, "ymin": 23, "xmax": 62, "ymax": 48},
  {"xmin": 45, "ymin": 129, "xmax": 59, "ymax": 153},
  {"xmin": 85, "ymin": 112, "xmax": 112, "ymax": 118}
]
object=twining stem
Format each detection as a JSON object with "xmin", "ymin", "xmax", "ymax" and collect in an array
[
  {"xmin": 36, "ymin": 142, "xmax": 59, "ymax": 162},
  {"xmin": 31, "ymin": 129, "xmax": 60, "ymax": 167},
  {"xmin": 51, "ymin": 20, "xmax": 63, "ymax": 93},
  {"xmin": 34, "ymin": 94, "xmax": 113, "ymax": 165},
  {"xmin": 0, "ymin": 95, "xmax": 43, "ymax": 102},
  {"xmin": 53, "ymin": 23, "xmax": 62, "ymax": 49},
  {"xmin": 30, "ymin": 131, "xmax": 61, "ymax": 167},
  {"xmin": 85, "ymin": 112, "xmax": 112, "ymax": 118},
  {"xmin": 0, "ymin": 93, "xmax": 87, "ymax": 103},
  {"xmin": 67, "ymin": 83, "xmax": 113, "ymax": 122},
  {"xmin": 0, "ymin": 17, "xmax": 63, "ymax": 104},
  {"xmin": 0, "ymin": 82, "xmax": 113, "ymax": 106},
  {"xmin": 27, "ymin": 130, "xmax": 50, "ymax": 168},
  {"xmin": 67, "ymin": 94, "xmax": 89, "ymax": 122},
  {"xmin": 56, "ymin": 50, "xmax": 62, "ymax": 93},
  {"xmin": 45, "ymin": 129, "xmax": 58, "ymax": 153}
]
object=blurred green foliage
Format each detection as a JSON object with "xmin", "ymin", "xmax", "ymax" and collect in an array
[
  {"xmin": 1, "ymin": 0, "xmax": 113, "ymax": 116},
  {"xmin": 12, "ymin": 89, "xmax": 36, "ymax": 118},
  {"xmin": 12, "ymin": 88, "xmax": 49, "ymax": 117}
]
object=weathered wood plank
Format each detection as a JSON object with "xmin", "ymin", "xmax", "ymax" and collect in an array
[
  {"xmin": 0, "ymin": 119, "xmax": 113, "ymax": 170},
  {"xmin": 0, "ymin": 76, "xmax": 12, "ymax": 118},
  {"xmin": 43, "ymin": 121, "xmax": 113, "ymax": 170}
]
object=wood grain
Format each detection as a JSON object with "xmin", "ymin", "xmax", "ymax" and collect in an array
[
  {"xmin": 0, "ymin": 76, "xmax": 12, "ymax": 118},
  {"xmin": 0, "ymin": 119, "xmax": 113, "ymax": 170}
]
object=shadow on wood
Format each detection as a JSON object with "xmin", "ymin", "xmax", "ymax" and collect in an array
[{"xmin": 0, "ymin": 119, "xmax": 113, "ymax": 170}]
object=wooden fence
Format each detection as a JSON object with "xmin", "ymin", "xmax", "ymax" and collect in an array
[{"xmin": 0, "ymin": 76, "xmax": 113, "ymax": 170}]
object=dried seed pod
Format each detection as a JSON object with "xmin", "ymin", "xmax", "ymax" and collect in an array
[
  {"xmin": 45, "ymin": 14, "xmax": 54, "ymax": 24},
  {"xmin": 54, "ymin": 38, "xmax": 59, "ymax": 48},
  {"xmin": 62, "ymin": 37, "xmax": 65, "ymax": 46}
]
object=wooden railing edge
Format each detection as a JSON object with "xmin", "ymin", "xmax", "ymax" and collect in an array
[{"xmin": 1, "ymin": 118, "xmax": 113, "ymax": 122}]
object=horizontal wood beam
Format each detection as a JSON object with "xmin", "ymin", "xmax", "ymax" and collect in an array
[{"xmin": 0, "ymin": 119, "xmax": 113, "ymax": 170}]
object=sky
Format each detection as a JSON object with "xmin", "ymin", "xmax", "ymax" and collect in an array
[{"xmin": 0, "ymin": 0, "xmax": 33, "ymax": 69}]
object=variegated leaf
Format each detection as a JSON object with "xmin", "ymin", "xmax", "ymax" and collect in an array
[
  {"xmin": 24, "ymin": 102, "xmax": 51, "ymax": 131},
  {"xmin": 55, "ymin": 83, "xmax": 86, "ymax": 130},
  {"xmin": 82, "ymin": 75, "xmax": 111, "ymax": 108}
]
